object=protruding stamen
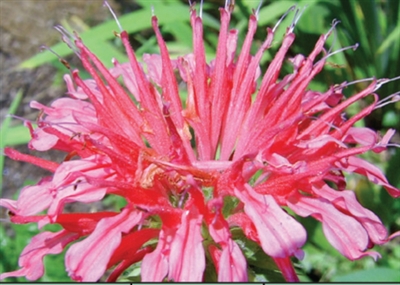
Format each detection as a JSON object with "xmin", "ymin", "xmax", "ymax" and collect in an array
[
  {"xmin": 320, "ymin": 43, "xmax": 359, "ymax": 64},
  {"xmin": 288, "ymin": 6, "xmax": 306, "ymax": 33},
  {"xmin": 229, "ymin": 0, "xmax": 235, "ymax": 13},
  {"xmin": 7, "ymin": 114, "xmax": 33, "ymax": 124},
  {"xmin": 325, "ymin": 19, "xmax": 340, "ymax": 40},
  {"xmin": 255, "ymin": 0, "xmax": 263, "ymax": 20},
  {"xmin": 199, "ymin": 0, "xmax": 204, "ymax": 19},
  {"xmin": 326, "ymin": 19, "xmax": 340, "ymax": 54},
  {"xmin": 386, "ymin": 143, "xmax": 400, "ymax": 148},
  {"xmin": 113, "ymin": 30, "xmax": 121, "ymax": 38},
  {"xmin": 273, "ymin": 5, "xmax": 296, "ymax": 33},
  {"xmin": 225, "ymin": 0, "xmax": 235, "ymax": 13},
  {"xmin": 373, "ymin": 75, "xmax": 400, "ymax": 92},
  {"xmin": 54, "ymin": 25, "xmax": 80, "ymax": 57},
  {"xmin": 333, "ymin": 77, "xmax": 374, "ymax": 91},
  {"xmin": 103, "ymin": 0, "xmax": 123, "ymax": 32},
  {"xmin": 375, "ymin": 92, "xmax": 400, "ymax": 109},
  {"xmin": 309, "ymin": 114, "xmax": 342, "ymax": 133},
  {"xmin": 54, "ymin": 25, "xmax": 75, "ymax": 42},
  {"xmin": 40, "ymin": 45, "xmax": 71, "ymax": 69}
]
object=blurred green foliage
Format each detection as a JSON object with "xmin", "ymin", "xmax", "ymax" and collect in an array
[{"xmin": 1, "ymin": 0, "xmax": 399, "ymax": 282}]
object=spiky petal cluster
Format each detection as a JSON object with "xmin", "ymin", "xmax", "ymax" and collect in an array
[{"xmin": 1, "ymin": 3, "xmax": 399, "ymax": 282}]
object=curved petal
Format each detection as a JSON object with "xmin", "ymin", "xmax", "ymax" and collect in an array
[
  {"xmin": 0, "ymin": 230, "xmax": 78, "ymax": 281},
  {"xmin": 168, "ymin": 209, "xmax": 205, "ymax": 281},
  {"xmin": 313, "ymin": 184, "xmax": 388, "ymax": 244},
  {"xmin": 217, "ymin": 239, "xmax": 247, "ymax": 282},
  {"xmin": 65, "ymin": 208, "xmax": 143, "ymax": 281},
  {"xmin": 209, "ymin": 214, "xmax": 247, "ymax": 281},
  {"xmin": 234, "ymin": 184, "xmax": 306, "ymax": 258},
  {"xmin": 288, "ymin": 194, "xmax": 381, "ymax": 260},
  {"xmin": 141, "ymin": 229, "xmax": 170, "ymax": 282}
]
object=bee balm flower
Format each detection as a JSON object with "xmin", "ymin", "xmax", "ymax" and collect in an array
[{"xmin": 1, "ymin": 1, "xmax": 399, "ymax": 282}]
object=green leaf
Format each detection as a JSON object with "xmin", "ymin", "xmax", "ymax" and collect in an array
[
  {"xmin": 257, "ymin": 1, "xmax": 298, "ymax": 27},
  {"xmin": 382, "ymin": 110, "xmax": 400, "ymax": 127},
  {"xmin": 2, "ymin": 124, "xmax": 35, "ymax": 146},
  {"xmin": 0, "ymin": 89, "xmax": 24, "ymax": 147},
  {"xmin": 331, "ymin": 267, "xmax": 400, "ymax": 282},
  {"xmin": 377, "ymin": 25, "xmax": 400, "ymax": 55},
  {"xmin": 0, "ymin": 89, "xmax": 24, "ymax": 195},
  {"xmin": 20, "ymin": 4, "xmax": 192, "ymax": 69}
]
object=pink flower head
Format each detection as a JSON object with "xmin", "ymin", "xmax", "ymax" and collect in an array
[{"xmin": 1, "ymin": 2, "xmax": 399, "ymax": 282}]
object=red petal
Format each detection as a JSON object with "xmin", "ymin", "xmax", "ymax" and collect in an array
[
  {"xmin": 65, "ymin": 208, "xmax": 143, "ymax": 281},
  {"xmin": 235, "ymin": 184, "xmax": 306, "ymax": 258},
  {"xmin": 4, "ymin": 147, "xmax": 59, "ymax": 172}
]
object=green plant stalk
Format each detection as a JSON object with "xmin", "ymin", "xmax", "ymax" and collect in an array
[{"xmin": 0, "ymin": 89, "xmax": 24, "ymax": 196}]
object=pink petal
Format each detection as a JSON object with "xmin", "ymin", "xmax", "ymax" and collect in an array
[
  {"xmin": 29, "ymin": 128, "xmax": 60, "ymax": 151},
  {"xmin": 16, "ymin": 180, "xmax": 53, "ymax": 216},
  {"xmin": 234, "ymin": 184, "xmax": 306, "ymax": 258},
  {"xmin": 343, "ymin": 127, "xmax": 378, "ymax": 146},
  {"xmin": 4, "ymin": 148, "xmax": 59, "ymax": 172},
  {"xmin": 227, "ymin": 212, "xmax": 259, "ymax": 242},
  {"xmin": 313, "ymin": 184, "xmax": 388, "ymax": 244},
  {"xmin": 151, "ymin": 16, "xmax": 186, "ymax": 136},
  {"xmin": 168, "ymin": 209, "xmax": 205, "ymax": 281},
  {"xmin": 221, "ymin": 14, "xmax": 272, "ymax": 160},
  {"xmin": 110, "ymin": 61, "xmax": 142, "ymax": 103},
  {"xmin": 64, "ymin": 74, "xmax": 88, "ymax": 99},
  {"xmin": 338, "ymin": 156, "xmax": 400, "ymax": 197},
  {"xmin": 273, "ymin": 257, "xmax": 299, "ymax": 282},
  {"xmin": 0, "ymin": 198, "xmax": 17, "ymax": 213},
  {"xmin": 209, "ymin": 215, "xmax": 247, "ymax": 281},
  {"xmin": 65, "ymin": 208, "xmax": 143, "ymax": 281},
  {"xmin": 288, "ymin": 194, "xmax": 381, "ymax": 260},
  {"xmin": 141, "ymin": 229, "xmax": 170, "ymax": 281},
  {"xmin": 208, "ymin": 7, "xmax": 231, "ymax": 139},
  {"xmin": 143, "ymin": 54, "xmax": 163, "ymax": 86},
  {"xmin": 217, "ymin": 240, "xmax": 248, "ymax": 282},
  {"xmin": 0, "ymin": 230, "xmax": 78, "ymax": 281}
]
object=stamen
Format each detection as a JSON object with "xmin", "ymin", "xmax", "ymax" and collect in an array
[
  {"xmin": 309, "ymin": 114, "xmax": 343, "ymax": 133},
  {"xmin": 228, "ymin": 0, "xmax": 235, "ymax": 13},
  {"xmin": 151, "ymin": 5, "xmax": 155, "ymax": 17},
  {"xmin": 178, "ymin": 188, "xmax": 188, "ymax": 208},
  {"xmin": 373, "ymin": 75, "xmax": 400, "ymax": 92},
  {"xmin": 103, "ymin": 0, "xmax": 123, "ymax": 32},
  {"xmin": 320, "ymin": 43, "xmax": 359, "ymax": 64},
  {"xmin": 375, "ymin": 92, "xmax": 400, "ymax": 109},
  {"xmin": 40, "ymin": 45, "xmax": 71, "ymax": 69},
  {"xmin": 254, "ymin": 0, "xmax": 263, "ymax": 20},
  {"xmin": 288, "ymin": 6, "xmax": 306, "ymax": 33},
  {"xmin": 333, "ymin": 76, "xmax": 400, "ymax": 97},
  {"xmin": 6, "ymin": 114, "xmax": 36, "ymax": 128},
  {"xmin": 324, "ymin": 19, "xmax": 341, "ymax": 41},
  {"xmin": 385, "ymin": 143, "xmax": 400, "ymax": 148},
  {"xmin": 54, "ymin": 25, "xmax": 81, "ymax": 57},
  {"xmin": 333, "ymin": 78, "xmax": 368, "ymax": 93},
  {"xmin": 199, "ymin": 0, "xmax": 204, "ymax": 19},
  {"xmin": 334, "ymin": 77, "xmax": 374, "ymax": 91},
  {"xmin": 326, "ymin": 19, "xmax": 340, "ymax": 54},
  {"xmin": 54, "ymin": 25, "xmax": 75, "ymax": 42},
  {"xmin": 272, "ymin": 5, "xmax": 296, "ymax": 33}
]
